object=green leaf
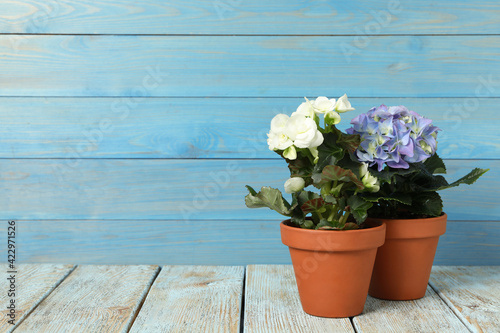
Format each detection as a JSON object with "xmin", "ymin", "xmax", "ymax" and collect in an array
[
  {"xmin": 312, "ymin": 132, "xmax": 345, "ymax": 183},
  {"xmin": 290, "ymin": 194, "xmax": 306, "ymax": 226},
  {"xmin": 317, "ymin": 131, "xmax": 345, "ymax": 161},
  {"xmin": 371, "ymin": 164, "xmax": 420, "ymax": 184},
  {"xmin": 244, "ymin": 186, "xmax": 293, "ymax": 216},
  {"xmin": 424, "ymin": 153, "xmax": 447, "ymax": 174},
  {"xmin": 323, "ymin": 195, "xmax": 337, "ymax": 204},
  {"xmin": 343, "ymin": 222, "xmax": 359, "ymax": 230},
  {"xmin": 418, "ymin": 174, "xmax": 449, "ymax": 191},
  {"xmin": 337, "ymin": 132, "xmax": 361, "ymax": 154},
  {"xmin": 316, "ymin": 219, "xmax": 333, "ymax": 229},
  {"xmin": 246, "ymin": 184, "xmax": 258, "ymax": 196},
  {"xmin": 316, "ymin": 219, "xmax": 339, "ymax": 230},
  {"xmin": 296, "ymin": 190, "xmax": 320, "ymax": 204},
  {"xmin": 395, "ymin": 171, "xmax": 449, "ymax": 193},
  {"xmin": 347, "ymin": 196, "xmax": 372, "ymax": 223},
  {"xmin": 337, "ymin": 197, "xmax": 347, "ymax": 211},
  {"xmin": 434, "ymin": 168, "xmax": 489, "ymax": 191},
  {"xmin": 410, "ymin": 192, "xmax": 443, "ymax": 217},
  {"xmin": 290, "ymin": 214, "xmax": 304, "ymax": 225},
  {"xmin": 321, "ymin": 165, "xmax": 364, "ymax": 190},
  {"xmin": 301, "ymin": 219, "xmax": 315, "ymax": 229},
  {"xmin": 362, "ymin": 192, "xmax": 412, "ymax": 205},
  {"xmin": 286, "ymin": 156, "xmax": 314, "ymax": 185},
  {"xmin": 290, "ymin": 191, "xmax": 320, "ymax": 225},
  {"xmin": 316, "ymin": 219, "xmax": 359, "ymax": 230},
  {"xmin": 301, "ymin": 198, "xmax": 326, "ymax": 214}
]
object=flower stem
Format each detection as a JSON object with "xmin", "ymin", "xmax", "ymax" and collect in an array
[
  {"xmin": 339, "ymin": 211, "xmax": 351, "ymax": 225},
  {"xmin": 327, "ymin": 209, "xmax": 335, "ymax": 221}
]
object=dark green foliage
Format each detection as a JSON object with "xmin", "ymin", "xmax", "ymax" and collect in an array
[{"xmin": 366, "ymin": 153, "xmax": 489, "ymax": 219}]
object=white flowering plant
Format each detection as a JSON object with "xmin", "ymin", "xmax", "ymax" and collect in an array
[{"xmin": 245, "ymin": 95, "xmax": 380, "ymax": 230}]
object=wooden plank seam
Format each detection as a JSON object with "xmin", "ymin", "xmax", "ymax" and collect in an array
[
  {"xmin": 2, "ymin": 1, "xmax": 500, "ymax": 35},
  {"xmin": 3, "ymin": 36, "xmax": 500, "ymax": 97},
  {"xmin": 239, "ymin": 266, "xmax": 246, "ymax": 333},
  {"xmin": 428, "ymin": 281, "xmax": 477, "ymax": 333},
  {"xmin": 123, "ymin": 266, "xmax": 161, "ymax": 332},
  {"xmin": 8, "ymin": 265, "xmax": 77, "ymax": 333}
]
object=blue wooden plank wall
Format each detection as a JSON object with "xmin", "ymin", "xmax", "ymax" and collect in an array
[{"xmin": 0, "ymin": 0, "xmax": 499, "ymax": 265}]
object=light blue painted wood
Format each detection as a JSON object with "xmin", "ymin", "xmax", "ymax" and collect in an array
[
  {"xmin": 0, "ymin": 97, "xmax": 498, "ymax": 159},
  {"xmin": 10, "ymin": 220, "xmax": 499, "ymax": 265},
  {"xmin": 0, "ymin": 159, "xmax": 496, "ymax": 221},
  {"xmin": 437, "ymin": 222, "xmax": 500, "ymax": 265},
  {"xmin": 1, "ymin": 0, "xmax": 498, "ymax": 266},
  {"xmin": 1, "ymin": 0, "xmax": 500, "ymax": 35},
  {"xmin": 2, "ymin": 36, "xmax": 500, "ymax": 97}
]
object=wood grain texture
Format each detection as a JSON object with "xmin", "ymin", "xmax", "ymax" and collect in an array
[
  {"xmin": 15, "ymin": 220, "xmax": 500, "ymax": 266},
  {"xmin": 437, "ymin": 223, "xmax": 500, "ymax": 265},
  {"xmin": 2, "ymin": 36, "xmax": 500, "ymax": 97},
  {"xmin": 1, "ymin": 0, "xmax": 500, "ymax": 35},
  {"xmin": 14, "ymin": 265, "xmax": 159, "ymax": 333},
  {"xmin": 244, "ymin": 265, "xmax": 354, "ymax": 333},
  {"xmin": 0, "ymin": 264, "xmax": 74, "ymax": 332},
  {"xmin": 129, "ymin": 266, "xmax": 244, "ymax": 333},
  {"xmin": 16, "ymin": 219, "xmax": 286, "ymax": 266},
  {"xmin": 0, "ymin": 159, "xmax": 496, "ymax": 221},
  {"xmin": 0, "ymin": 97, "xmax": 498, "ymax": 159},
  {"xmin": 430, "ymin": 266, "xmax": 500, "ymax": 332},
  {"xmin": 353, "ymin": 287, "xmax": 469, "ymax": 333}
]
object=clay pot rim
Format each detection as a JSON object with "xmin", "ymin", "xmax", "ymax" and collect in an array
[
  {"xmin": 367, "ymin": 212, "xmax": 447, "ymax": 223},
  {"xmin": 367, "ymin": 213, "xmax": 447, "ymax": 240},
  {"xmin": 281, "ymin": 218, "xmax": 384, "ymax": 234},
  {"xmin": 280, "ymin": 219, "xmax": 386, "ymax": 252}
]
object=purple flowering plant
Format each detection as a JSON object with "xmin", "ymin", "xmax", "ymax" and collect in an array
[
  {"xmin": 348, "ymin": 105, "xmax": 489, "ymax": 219},
  {"xmin": 348, "ymin": 105, "xmax": 439, "ymax": 171}
]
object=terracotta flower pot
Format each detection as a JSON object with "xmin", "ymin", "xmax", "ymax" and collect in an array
[
  {"xmin": 368, "ymin": 213, "xmax": 447, "ymax": 300},
  {"xmin": 280, "ymin": 220, "xmax": 386, "ymax": 318}
]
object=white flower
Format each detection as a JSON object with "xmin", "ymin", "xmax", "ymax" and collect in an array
[
  {"xmin": 267, "ymin": 114, "xmax": 293, "ymax": 151},
  {"xmin": 335, "ymin": 94, "xmax": 355, "ymax": 113},
  {"xmin": 270, "ymin": 114, "xmax": 289, "ymax": 133},
  {"xmin": 360, "ymin": 163, "xmax": 379, "ymax": 192},
  {"xmin": 284, "ymin": 177, "xmax": 305, "ymax": 194},
  {"xmin": 284, "ymin": 114, "xmax": 324, "ymax": 149},
  {"xmin": 267, "ymin": 131, "xmax": 293, "ymax": 151},
  {"xmin": 312, "ymin": 96, "xmax": 336, "ymax": 115},
  {"xmin": 359, "ymin": 163, "xmax": 369, "ymax": 177},
  {"xmin": 309, "ymin": 147, "xmax": 319, "ymax": 164},
  {"xmin": 283, "ymin": 146, "xmax": 297, "ymax": 160},
  {"xmin": 325, "ymin": 111, "xmax": 341, "ymax": 125},
  {"xmin": 361, "ymin": 171, "xmax": 380, "ymax": 192},
  {"xmin": 292, "ymin": 98, "xmax": 315, "ymax": 118}
]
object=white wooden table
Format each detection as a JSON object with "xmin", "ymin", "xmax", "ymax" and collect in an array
[{"xmin": 1, "ymin": 265, "xmax": 498, "ymax": 332}]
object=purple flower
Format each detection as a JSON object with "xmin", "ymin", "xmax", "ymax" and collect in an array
[{"xmin": 348, "ymin": 105, "xmax": 440, "ymax": 171}]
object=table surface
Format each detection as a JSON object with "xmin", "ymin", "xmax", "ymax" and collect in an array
[{"xmin": 1, "ymin": 265, "xmax": 498, "ymax": 333}]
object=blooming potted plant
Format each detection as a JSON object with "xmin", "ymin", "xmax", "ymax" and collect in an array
[
  {"xmin": 245, "ymin": 95, "xmax": 386, "ymax": 318},
  {"xmin": 347, "ymin": 104, "xmax": 489, "ymax": 300}
]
